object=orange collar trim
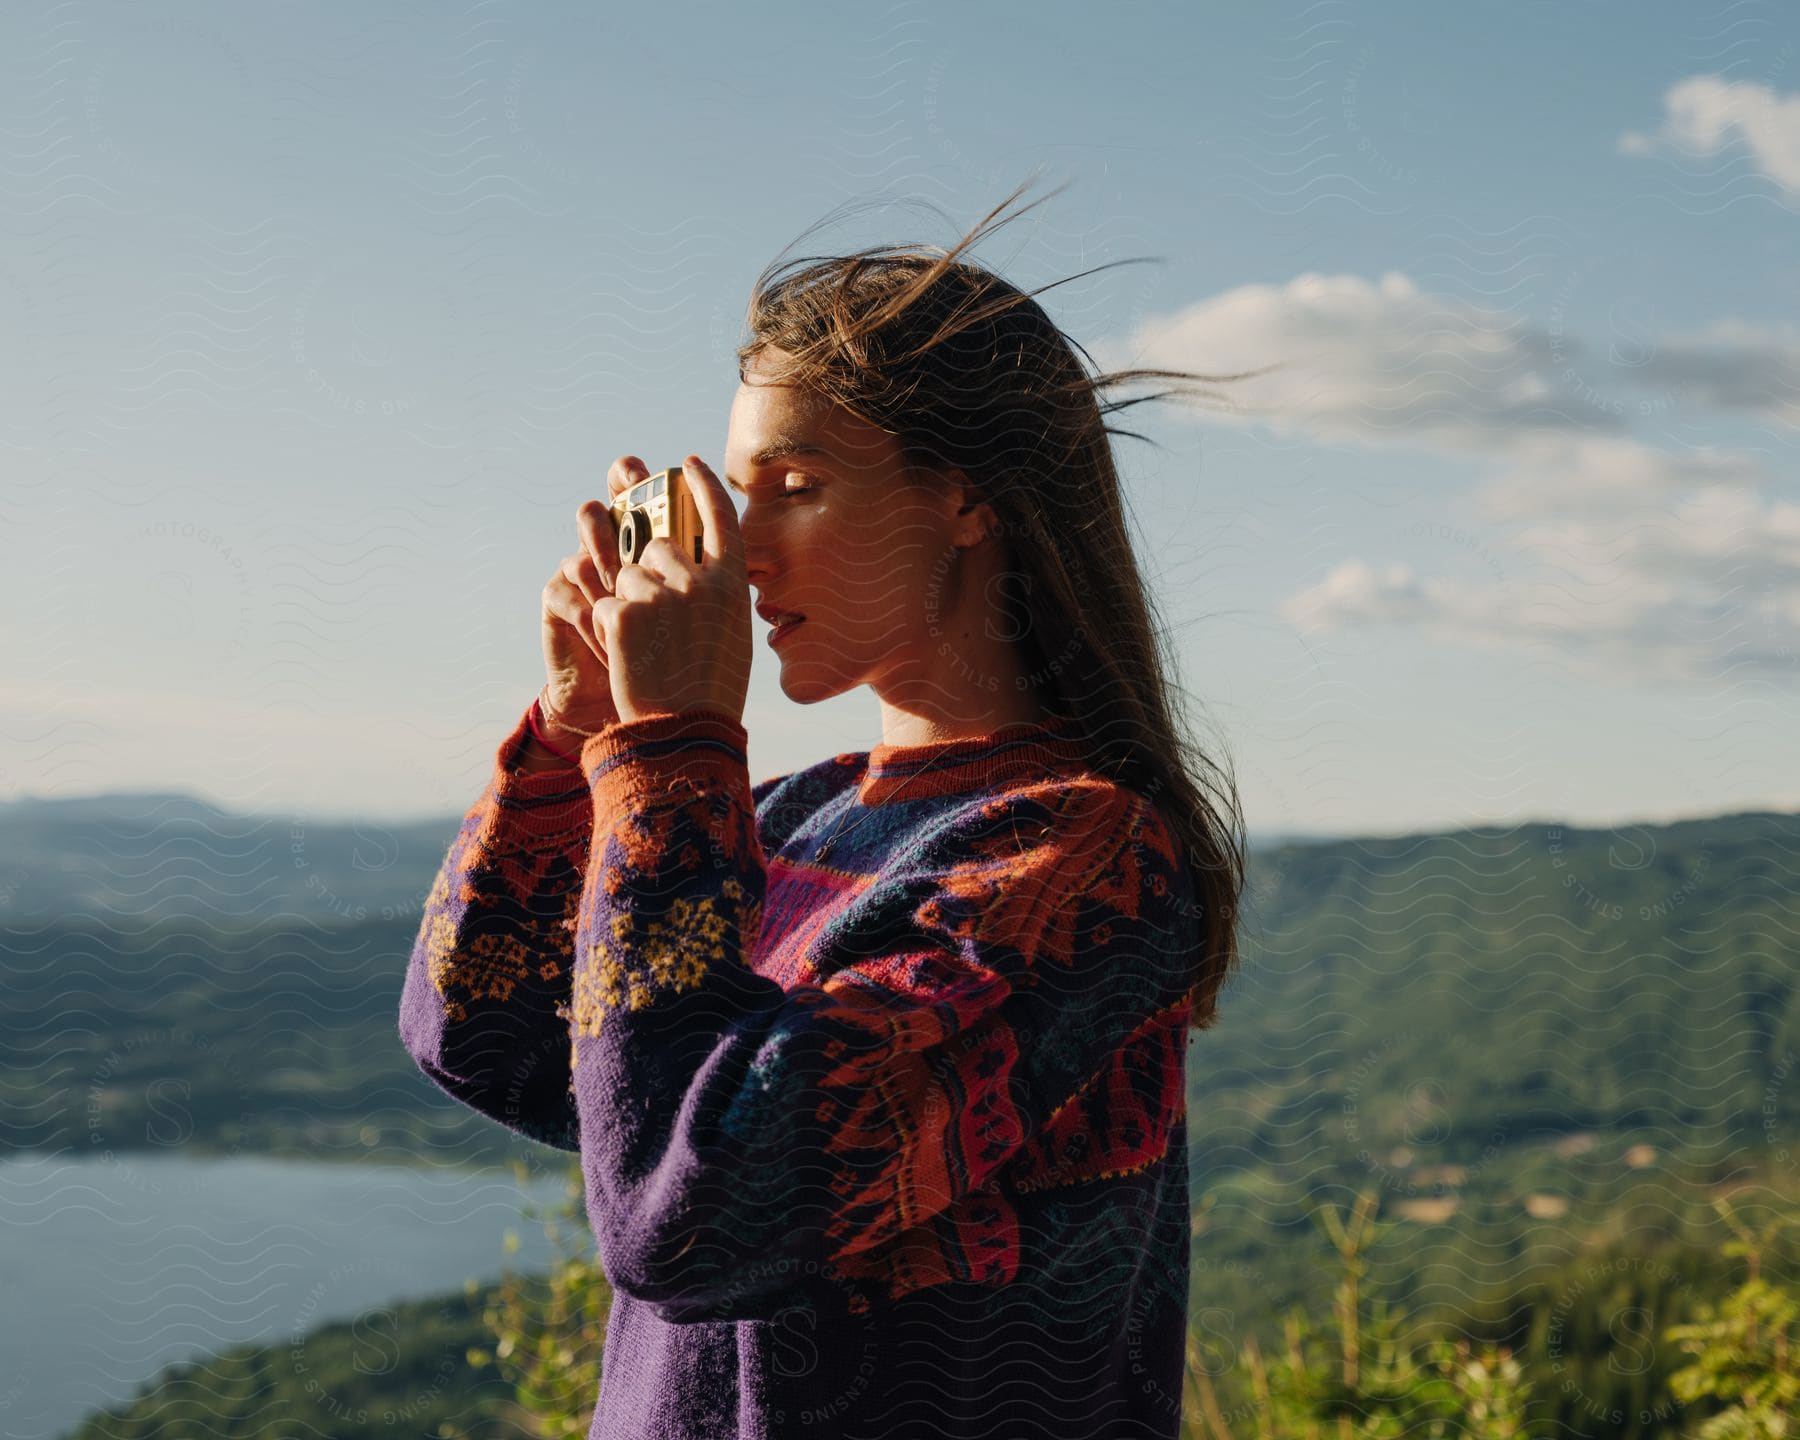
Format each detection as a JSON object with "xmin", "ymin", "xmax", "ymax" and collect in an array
[{"xmin": 850, "ymin": 718, "xmax": 1090, "ymax": 806}]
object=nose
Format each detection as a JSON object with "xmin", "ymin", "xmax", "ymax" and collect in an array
[{"xmin": 739, "ymin": 499, "xmax": 774, "ymax": 586}]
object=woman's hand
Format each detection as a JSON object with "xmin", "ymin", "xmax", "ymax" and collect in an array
[
  {"xmin": 592, "ymin": 454, "xmax": 751, "ymax": 726},
  {"xmin": 537, "ymin": 454, "xmax": 651, "ymax": 748}
]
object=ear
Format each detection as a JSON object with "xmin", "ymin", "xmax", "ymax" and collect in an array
[{"xmin": 944, "ymin": 469, "xmax": 999, "ymax": 549}]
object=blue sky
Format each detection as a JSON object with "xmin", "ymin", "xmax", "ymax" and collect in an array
[{"xmin": 3, "ymin": 0, "xmax": 1795, "ymax": 839}]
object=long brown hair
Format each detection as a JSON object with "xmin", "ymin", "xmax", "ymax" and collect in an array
[{"xmin": 736, "ymin": 180, "xmax": 1267, "ymax": 1032}]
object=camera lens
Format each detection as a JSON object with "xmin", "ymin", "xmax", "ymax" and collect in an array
[{"xmin": 618, "ymin": 508, "xmax": 651, "ymax": 565}]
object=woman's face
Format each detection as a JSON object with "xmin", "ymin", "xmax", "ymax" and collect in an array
[{"xmin": 725, "ymin": 349, "xmax": 971, "ymax": 706}]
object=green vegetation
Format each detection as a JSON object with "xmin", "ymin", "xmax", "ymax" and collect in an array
[
  {"xmin": 464, "ymin": 1166, "xmax": 610, "ymax": 1440},
  {"xmin": 1661, "ymin": 1202, "xmax": 1800, "ymax": 1440},
  {"xmin": 62, "ymin": 1286, "xmax": 519, "ymax": 1439},
  {"xmin": 1185, "ymin": 1191, "xmax": 1538, "ymax": 1440},
  {"xmin": 462, "ymin": 1177, "xmax": 1800, "ymax": 1439},
  {"xmin": 2, "ymin": 915, "xmax": 545, "ymax": 1170},
  {"xmin": 29, "ymin": 804, "xmax": 1799, "ymax": 1436},
  {"xmin": 59, "ymin": 1168, "xmax": 1800, "ymax": 1439},
  {"xmin": 9, "ymin": 809, "xmax": 1789, "ymax": 1180}
]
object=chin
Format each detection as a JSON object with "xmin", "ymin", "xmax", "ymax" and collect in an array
[
  {"xmin": 777, "ymin": 669, "xmax": 847, "ymax": 705},
  {"xmin": 773, "ymin": 643, "xmax": 861, "ymax": 706}
]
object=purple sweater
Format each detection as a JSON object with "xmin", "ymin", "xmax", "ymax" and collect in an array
[{"xmin": 399, "ymin": 700, "xmax": 1201, "ymax": 1438}]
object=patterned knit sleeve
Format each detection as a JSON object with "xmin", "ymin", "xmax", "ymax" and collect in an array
[
  {"xmin": 567, "ymin": 709, "xmax": 1198, "ymax": 1324},
  {"xmin": 397, "ymin": 701, "xmax": 596, "ymax": 1153}
]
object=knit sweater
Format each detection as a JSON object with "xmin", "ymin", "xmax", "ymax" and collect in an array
[{"xmin": 399, "ymin": 699, "xmax": 1201, "ymax": 1439}]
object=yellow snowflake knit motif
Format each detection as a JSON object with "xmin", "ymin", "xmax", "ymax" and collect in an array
[{"xmin": 570, "ymin": 878, "xmax": 744, "ymax": 1040}]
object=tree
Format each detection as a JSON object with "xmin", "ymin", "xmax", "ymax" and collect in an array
[
  {"xmin": 1663, "ymin": 1198, "xmax": 1799, "ymax": 1440},
  {"xmin": 466, "ymin": 1160, "xmax": 609, "ymax": 1439},
  {"xmin": 1185, "ymin": 1189, "xmax": 1532, "ymax": 1440}
]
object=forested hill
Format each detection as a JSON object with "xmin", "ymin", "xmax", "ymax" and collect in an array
[
  {"xmin": 1194, "ymin": 809, "xmax": 1797, "ymax": 1181},
  {"xmin": 0, "ymin": 791, "xmax": 465, "ymax": 928},
  {"xmin": 2, "ymin": 794, "xmax": 1794, "ymax": 1180}
]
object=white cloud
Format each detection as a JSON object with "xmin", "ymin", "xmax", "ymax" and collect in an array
[
  {"xmin": 1117, "ymin": 267, "xmax": 1800, "ymax": 679},
  {"xmin": 1621, "ymin": 74, "xmax": 1800, "ymax": 195},
  {"xmin": 1109, "ymin": 271, "xmax": 1592, "ymax": 453},
  {"xmin": 1111, "ymin": 272, "xmax": 1800, "ymax": 450},
  {"xmin": 1282, "ymin": 438, "xmax": 1800, "ymax": 680},
  {"xmin": 1474, "ymin": 433, "xmax": 1764, "ymax": 521},
  {"xmin": 1279, "ymin": 558, "xmax": 1512, "ymax": 639},
  {"xmin": 1626, "ymin": 317, "xmax": 1800, "ymax": 426}
]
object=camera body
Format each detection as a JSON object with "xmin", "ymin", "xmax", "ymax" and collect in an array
[{"xmin": 611, "ymin": 465, "xmax": 705, "ymax": 568}]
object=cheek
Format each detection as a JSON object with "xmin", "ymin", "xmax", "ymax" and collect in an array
[
  {"xmin": 789, "ymin": 501, "xmax": 949, "ymax": 631},
  {"xmin": 799, "ymin": 507, "xmax": 896, "ymax": 592}
]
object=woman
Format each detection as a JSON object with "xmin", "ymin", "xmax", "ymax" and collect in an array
[{"xmin": 400, "ymin": 184, "xmax": 1248, "ymax": 1439}]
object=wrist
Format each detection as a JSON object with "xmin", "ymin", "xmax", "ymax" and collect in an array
[
  {"xmin": 516, "ymin": 733, "xmax": 580, "ymax": 774},
  {"xmin": 526, "ymin": 694, "xmax": 591, "ymax": 770}
]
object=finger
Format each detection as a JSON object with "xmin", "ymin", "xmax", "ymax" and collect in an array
[
  {"xmin": 544, "ymin": 576, "xmax": 609, "ymax": 662},
  {"xmin": 560, "ymin": 551, "xmax": 604, "ymax": 607},
  {"xmin": 577, "ymin": 502, "xmax": 619, "ymax": 592},
  {"xmin": 609, "ymin": 559, "xmax": 668, "ymax": 601},
  {"xmin": 587, "ymin": 456, "xmax": 652, "ymax": 591},
  {"xmin": 607, "ymin": 454, "xmax": 649, "ymax": 503},
  {"xmin": 627, "ymin": 534, "xmax": 694, "ymax": 588},
  {"xmin": 681, "ymin": 454, "xmax": 741, "ymax": 569},
  {"xmin": 589, "ymin": 592, "xmax": 621, "ymax": 654}
]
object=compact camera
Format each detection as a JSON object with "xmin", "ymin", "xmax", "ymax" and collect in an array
[{"xmin": 611, "ymin": 465, "xmax": 705, "ymax": 568}]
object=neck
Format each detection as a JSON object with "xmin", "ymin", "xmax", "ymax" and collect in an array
[
  {"xmin": 868, "ymin": 536, "xmax": 1063, "ymax": 747},
  {"xmin": 872, "ymin": 678, "xmax": 1057, "ymax": 749}
]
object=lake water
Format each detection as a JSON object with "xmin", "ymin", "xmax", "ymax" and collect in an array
[{"xmin": 0, "ymin": 1149, "xmax": 579, "ymax": 1440}]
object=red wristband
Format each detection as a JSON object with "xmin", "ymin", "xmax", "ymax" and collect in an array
[{"xmin": 527, "ymin": 695, "xmax": 587, "ymax": 769}]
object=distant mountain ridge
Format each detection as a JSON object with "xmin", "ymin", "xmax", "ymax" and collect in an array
[
  {"xmin": 3, "ymin": 798, "xmax": 1794, "ymax": 1225},
  {"xmin": 0, "ymin": 790, "xmax": 460, "ymax": 927},
  {"xmin": 7, "ymin": 787, "xmax": 1783, "ymax": 926}
]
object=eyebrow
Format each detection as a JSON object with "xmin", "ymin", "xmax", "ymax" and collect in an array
[{"xmin": 725, "ymin": 439, "xmax": 835, "ymax": 494}]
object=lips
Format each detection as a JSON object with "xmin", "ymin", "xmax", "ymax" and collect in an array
[
  {"xmin": 767, "ymin": 615, "xmax": 804, "ymax": 646},
  {"xmin": 756, "ymin": 600, "xmax": 805, "ymax": 648}
]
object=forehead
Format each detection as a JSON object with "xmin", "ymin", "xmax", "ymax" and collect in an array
[
  {"xmin": 726, "ymin": 377, "xmax": 873, "ymax": 466},
  {"xmin": 728, "ymin": 368, "xmax": 829, "ymax": 438},
  {"xmin": 725, "ymin": 353, "xmax": 902, "ymax": 481}
]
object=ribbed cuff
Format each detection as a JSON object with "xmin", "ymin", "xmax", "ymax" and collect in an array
[
  {"xmin": 580, "ymin": 708, "xmax": 750, "ymax": 812},
  {"xmin": 493, "ymin": 701, "xmax": 601, "ymax": 838}
]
